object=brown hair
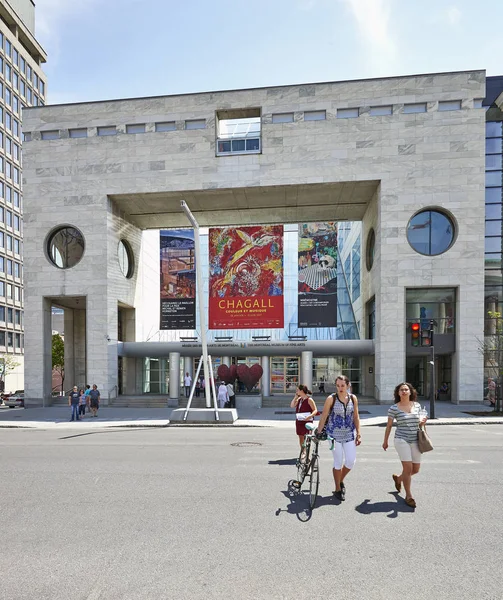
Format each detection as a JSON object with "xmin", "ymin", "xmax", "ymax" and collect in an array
[
  {"xmin": 297, "ymin": 384, "xmax": 309, "ymax": 395},
  {"xmin": 393, "ymin": 382, "xmax": 417, "ymax": 403},
  {"xmin": 335, "ymin": 375, "xmax": 350, "ymax": 386}
]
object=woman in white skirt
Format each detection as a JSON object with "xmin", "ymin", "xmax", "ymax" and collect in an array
[{"xmin": 382, "ymin": 382, "xmax": 427, "ymax": 508}]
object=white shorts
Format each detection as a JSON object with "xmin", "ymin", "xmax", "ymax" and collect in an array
[
  {"xmin": 331, "ymin": 439, "xmax": 357, "ymax": 470},
  {"xmin": 394, "ymin": 437, "xmax": 421, "ymax": 463}
]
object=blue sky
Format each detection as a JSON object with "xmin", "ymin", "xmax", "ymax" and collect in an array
[{"xmin": 35, "ymin": 0, "xmax": 502, "ymax": 105}]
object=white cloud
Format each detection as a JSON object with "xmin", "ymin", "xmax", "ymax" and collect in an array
[
  {"xmin": 36, "ymin": 0, "xmax": 98, "ymax": 63},
  {"xmin": 445, "ymin": 6, "xmax": 462, "ymax": 26},
  {"xmin": 340, "ymin": 0, "xmax": 398, "ymax": 76}
]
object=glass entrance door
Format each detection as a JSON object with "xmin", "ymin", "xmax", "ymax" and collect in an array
[
  {"xmin": 406, "ymin": 357, "xmax": 426, "ymax": 398},
  {"xmin": 271, "ymin": 356, "xmax": 299, "ymax": 393}
]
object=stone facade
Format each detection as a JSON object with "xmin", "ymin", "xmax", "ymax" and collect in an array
[{"xmin": 22, "ymin": 70, "xmax": 486, "ymax": 405}]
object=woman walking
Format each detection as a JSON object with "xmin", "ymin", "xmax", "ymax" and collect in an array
[
  {"xmin": 317, "ymin": 375, "xmax": 361, "ymax": 501},
  {"xmin": 382, "ymin": 382, "xmax": 427, "ymax": 508},
  {"xmin": 78, "ymin": 388, "xmax": 86, "ymax": 419},
  {"xmin": 290, "ymin": 384, "xmax": 317, "ymax": 451}
]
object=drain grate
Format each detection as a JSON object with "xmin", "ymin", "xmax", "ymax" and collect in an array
[{"xmin": 230, "ymin": 442, "xmax": 263, "ymax": 447}]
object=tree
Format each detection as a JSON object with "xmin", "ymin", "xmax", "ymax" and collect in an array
[
  {"xmin": 0, "ymin": 353, "xmax": 21, "ymax": 393},
  {"xmin": 479, "ymin": 310, "xmax": 503, "ymax": 412},
  {"xmin": 52, "ymin": 333, "xmax": 65, "ymax": 393}
]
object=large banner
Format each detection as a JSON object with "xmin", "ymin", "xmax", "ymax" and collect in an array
[
  {"xmin": 298, "ymin": 223, "xmax": 338, "ymax": 327},
  {"xmin": 209, "ymin": 225, "xmax": 284, "ymax": 329},
  {"xmin": 160, "ymin": 229, "xmax": 196, "ymax": 330}
]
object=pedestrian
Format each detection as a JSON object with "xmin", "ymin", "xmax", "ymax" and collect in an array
[
  {"xmin": 195, "ymin": 378, "xmax": 201, "ymax": 398},
  {"xmin": 89, "ymin": 384, "xmax": 101, "ymax": 417},
  {"xmin": 78, "ymin": 388, "xmax": 86, "ymax": 419},
  {"xmin": 290, "ymin": 384, "xmax": 317, "ymax": 452},
  {"xmin": 382, "ymin": 382, "xmax": 427, "ymax": 509},
  {"xmin": 217, "ymin": 381, "xmax": 229, "ymax": 408},
  {"xmin": 487, "ymin": 377, "xmax": 496, "ymax": 406},
  {"xmin": 84, "ymin": 384, "xmax": 91, "ymax": 413},
  {"xmin": 226, "ymin": 381, "xmax": 236, "ymax": 408},
  {"xmin": 316, "ymin": 375, "xmax": 361, "ymax": 501},
  {"xmin": 68, "ymin": 385, "xmax": 80, "ymax": 421},
  {"xmin": 184, "ymin": 372, "xmax": 192, "ymax": 398}
]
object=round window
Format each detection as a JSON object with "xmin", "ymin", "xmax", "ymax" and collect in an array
[
  {"xmin": 118, "ymin": 239, "xmax": 134, "ymax": 278},
  {"xmin": 406, "ymin": 209, "xmax": 455, "ymax": 256},
  {"xmin": 46, "ymin": 226, "xmax": 85, "ymax": 269},
  {"xmin": 366, "ymin": 228, "xmax": 375, "ymax": 271}
]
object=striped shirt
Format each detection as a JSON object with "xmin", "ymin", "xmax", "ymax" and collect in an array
[{"xmin": 388, "ymin": 402, "xmax": 421, "ymax": 443}]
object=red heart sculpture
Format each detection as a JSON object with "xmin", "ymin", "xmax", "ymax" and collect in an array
[
  {"xmin": 217, "ymin": 364, "xmax": 231, "ymax": 384},
  {"xmin": 229, "ymin": 364, "xmax": 238, "ymax": 384},
  {"xmin": 249, "ymin": 363, "xmax": 263, "ymax": 389},
  {"xmin": 236, "ymin": 364, "xmax": 264, "ymax": 392}
]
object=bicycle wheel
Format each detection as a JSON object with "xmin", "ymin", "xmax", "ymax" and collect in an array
[
  {"xmin": 308, "ymin": 454, "xmax": 320, "ymax": 509},
  {"xmin": 296, "ymin": 439, "xmax": 311, "ymax": 484}
]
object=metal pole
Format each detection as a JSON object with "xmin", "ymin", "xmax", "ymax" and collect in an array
[
  {"xmin": 430, "ymin": 320, "xmax": 436, "ymax": 419},
  {"xmin": 180, "ymin": 200, "xmax": 211, "ymax": 409}
]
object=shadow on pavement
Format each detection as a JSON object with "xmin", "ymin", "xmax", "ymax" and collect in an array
[
  {"xmin": 268, "ymin": 458, "xmax": 298, "ymax": 466},
  {"xmin": 354, "ymin": 492, "xmax": 414, "ymax": 518},
  {"xmin": 275, "ymin": 480, "xmax": 340, "ymax": 522},
  {"xmin": 59, "ymin": 428, "xmax": 156, "ymax": 440}
]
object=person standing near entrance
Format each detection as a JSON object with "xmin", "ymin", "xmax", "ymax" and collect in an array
[
  {"xmin": 68, "ymin": 386, "xmax": 80, "ymax": 422},
  {"xmin": 316, "ymin": 375, "xmax": 361, "ymax": 501},
  {"xmin": 382, "ymin": 382, "xmax": 427, "ymax": 509},
  {"xmin": 89, "ymin": 384, "xmax": 101, "ymax": 417},
  {"xmin": 217, "ymin": 381, "xmax": 229, "ymax": 408},
  {"xmin": 291, "ymin": 384, "xmax": 317, "ymax": 451},
  {"xmin": 226, "ymin": 381, "xmax": 236, "ymax": 408},
  {"xmin": 184, "ymin": 372, "xmax": 192, "ymax": 398}
]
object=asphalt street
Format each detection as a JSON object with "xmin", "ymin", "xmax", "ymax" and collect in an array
[{"xmin": 1, "ymin": 425, "xmax": 502, "ymax": 600}]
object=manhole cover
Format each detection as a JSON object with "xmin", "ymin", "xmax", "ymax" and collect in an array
[{"xmin": 230, "ymin": 442, "xmax": 263, "ymax": 447}]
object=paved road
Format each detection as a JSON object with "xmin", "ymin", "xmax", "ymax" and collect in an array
[{"xmin": 1, "ymin": 426, "xmax": 502, "ymax": 600}]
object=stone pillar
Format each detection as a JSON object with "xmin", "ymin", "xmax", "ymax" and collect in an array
[
  {"xmin": 301, "ymin": 351, "xmax": 313, "ymax": 392},
  {"xmin": 25, "ymin": 297, "xmax": 52, "ymax": 407},
  {"xmin": 74, "ymin": 309, "xmax": 86, "ymax": 387},
  {"xmin": 63, "ymin": 309, "xmax": 75, "ymax": 391},
  {"xmin": 222, "ymin": 356, "xmax": 231, "ymax": 367},
  {"xmin": 169, "ymin": 352, "xmax": 180, "ymax": 401},
  {"xmin": 183, "ymin": 356, "xmax": 193, "ymax": 386},
  {"xmin": 261, "ymin": 356, "xmax": 270, "ymax": 397}
]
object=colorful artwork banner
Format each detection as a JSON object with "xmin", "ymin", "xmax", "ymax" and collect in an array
[
  {"xmin": 209, "ymin": 225, "xmax": 284, "ymax": 329},
  {"xmin": 160, "ymin": 229, "xmax": 196, "ymax": 330},
  {"xmin": 298, "ymin": 222, "xmax": 338, "ymax": 327}
]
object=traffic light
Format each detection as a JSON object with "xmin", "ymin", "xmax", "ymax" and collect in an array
[
  {"xmin": 421, "ymin": 327, "xmax": 433, "ymax": 347},
  {"xmin": 410, "ymin": 322, "xmax": 421, "ymax": 347}
]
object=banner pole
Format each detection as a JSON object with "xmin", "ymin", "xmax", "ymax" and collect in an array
[
  {"xmin": 183, "ymin": 355, "xmax": 203, "ymax": 421},
  {"xmin": 180, "ymin": 201, "xmax": 211, "ymax": 409}
]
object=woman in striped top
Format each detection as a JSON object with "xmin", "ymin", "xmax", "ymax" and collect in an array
[{"xmin": 382, "ymin": 382, "xmax": 427, "ymax": 508}]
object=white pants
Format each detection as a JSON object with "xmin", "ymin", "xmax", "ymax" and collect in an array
[
  {"xmin": 394, "ymin": 437, "xmax": 421, "ymax": 463},
  {"xmin": 331, "ymin": 440, "xmax": 356, "ymax": 470}
]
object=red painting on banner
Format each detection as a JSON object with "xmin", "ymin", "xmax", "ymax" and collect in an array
[{"xmin": 209, "ymin": 226, "xmax": 284, "ymax": 329}]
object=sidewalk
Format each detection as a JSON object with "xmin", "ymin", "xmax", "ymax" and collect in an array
[{"xmin": 0, "ymin": 402, "xmax": 502, "ymax": 429}]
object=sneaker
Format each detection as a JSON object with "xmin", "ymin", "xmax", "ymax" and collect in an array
[
  {"xmin": 333, "ymin": 490, "xmax": 343, "ymax": 501},
  {"xmin": 340, "ymin": 482, "xmax": 346, "ymax": 500}
]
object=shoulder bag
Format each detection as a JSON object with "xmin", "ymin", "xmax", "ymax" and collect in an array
[{"xmin": 418, "ymin": 425, "xmax": 433, "ymax": 453}]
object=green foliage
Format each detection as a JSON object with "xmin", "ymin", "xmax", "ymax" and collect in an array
[{"xmin": 52, "ymin": 334, "xmax": 64, "ymax": 372}]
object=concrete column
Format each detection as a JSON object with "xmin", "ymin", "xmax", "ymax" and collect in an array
[
  {"xmin": 63, "ymin": 309, "xmax": 75, "ymax": 391},
  {"xmin": 169, "ymin": 352, "xmax": 180, "ymax": 401},
  {"xmin": 25, "ymin": 297, "xmax": 52, "ymax": 407},
  {"xmin": 183, "ymin": 356, "xmax": 193, "ymax": 383},
  {"xmin": 74, "ymin": 309, "xmax": 86, "ymax": 387},
  {"xmin": 301, "ymin": 351, "xmax": 313, "ymax": 392},
  {"xmin": 261, "ymin": 356, "xmax": 270, "ymax": 397},
  {"xmin": 222, "ymin": 356, "xmax": 231, "ymax": 367}
]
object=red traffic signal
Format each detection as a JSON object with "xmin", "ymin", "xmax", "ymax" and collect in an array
[{"xmin": 410, "ymin": 322, "xmax": 421, "ymax": 347}]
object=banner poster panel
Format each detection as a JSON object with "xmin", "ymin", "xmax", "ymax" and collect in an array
[
  {"xmin": 298, "ymin": 222, "xmax": 338, "ymax": 327},
  {"xmin": 160, "ymin": 229, "xmax": 196, "ymax": 330},
  {"xmin": 209, "ymin": 225, "xmax": 284, "ymax": 329}
]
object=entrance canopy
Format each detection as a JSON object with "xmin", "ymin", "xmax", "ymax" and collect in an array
[{"xmin": 109, "ymin": 181, "xmax": 380, "ymax": 229}]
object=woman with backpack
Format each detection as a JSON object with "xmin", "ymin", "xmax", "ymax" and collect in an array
[{"xmin": 316, "ymin": 375, "xmax": 361, "ymax": 501}]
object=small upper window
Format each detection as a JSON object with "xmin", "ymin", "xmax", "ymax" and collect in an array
[
  {"xmin": 366, "ymin": 228, "xmax": 376, "ymax": 271},
  {"xmin": 438, "ymin": 100, "xmax": 461, "ymax": 112},
  {"xmin": 69, "ymin": 128, "xmax": 87, "ymax": 138},
  {"xmin": 46, "ymin": 226, "xmax": 85, "ymax": 269},
  {"xmin": 337, "ymin": 108, "xmax": 359, "ymax": 119},
  {"xmin": 185, "ymin": 119, "xmax": 205, "ymax": 130},
  {"xmin": 403, "ymin": 103, "xmax": 427, "ymax": 114},
  {"xmin": 407, "ymin": 209, "xmax": 455, "ymax": 256},
  {"xmin": 156, "ymin": 122, "xmax": 176, "ymax": 132},
  {"xmin": 97, "ymin": 126, "xmax": 117, "ymax": 136},
  {"xmin": 304, "ymin": 110, "xmax": 326, "ymax": 121},
  {"xmin": 272, "ymin": 113, "xmax": 294, "ymax": 123},
  {"xmin": 23, "ymin": 132, "xmax": 32, "ymax": 142},
  {"xmin": 41, "ymin": 130, "xmax": 59, "ymax": 140},
  {"xmin": 370, "ymin": 105, "xmax": 393, "ymax": 116},
  {"xmin": 118, "ymin": 239, "xmax": 134, "ymax": 278},
  {"xmin": 126, "ymin": 124, "xmax": 146, "ymax": 134}
]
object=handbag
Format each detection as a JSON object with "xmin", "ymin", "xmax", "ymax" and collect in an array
[{"xmin": 418, "ymin": 426, "xmax": 433, "ymax": 453}]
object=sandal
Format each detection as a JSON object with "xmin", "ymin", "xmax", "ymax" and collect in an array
[
  {"xmin": 405, "ymin": 497, "xmax": 416, "ymax": 508},
  {"xmin": 392, "ymin": 474, "xmax": 402, "ymax": 493}
]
